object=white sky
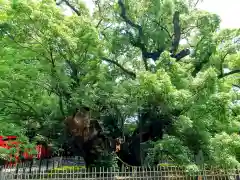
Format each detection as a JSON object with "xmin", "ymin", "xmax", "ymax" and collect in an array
[
  {"xmin": 197, "ymin": 0, "xmax": 240, "ymax": 29},
  {"xmin": 81, "ymin": 0, "xmax": 240, "ymax": 29}
]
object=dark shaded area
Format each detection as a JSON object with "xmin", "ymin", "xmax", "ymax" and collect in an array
[
  {"xmin": 63, "ymin": 108, "xmax": 117, "ymax": 169},
  {"xmin": 116, "ymin": 119, "xmax": 173, "ymax": 166},
  {"xmin": 62, "ymin": 98, "xmax": 181, "ymax": 167}
]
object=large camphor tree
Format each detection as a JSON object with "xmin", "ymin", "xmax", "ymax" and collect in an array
[{"xmin": 0, "ymin": 0, "xmax": 239, "ymax": 169}]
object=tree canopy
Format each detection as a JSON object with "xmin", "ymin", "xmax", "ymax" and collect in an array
[{"xmin": 0, "ymin": 0, "xmax": 239, "ymax": 169}]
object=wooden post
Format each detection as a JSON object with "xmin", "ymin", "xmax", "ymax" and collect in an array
[
  {"xmin": 195, "ymin": 150, "xmax": 205, "ymax": 180},
  {"xmin": 139, "ymin": 110, "xmax": 143, "ymax": 166}
]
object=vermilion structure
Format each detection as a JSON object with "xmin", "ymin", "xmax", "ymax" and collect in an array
[{"xmin": 0, "ymin": 136, "xmax": 52, "ymax": 167}]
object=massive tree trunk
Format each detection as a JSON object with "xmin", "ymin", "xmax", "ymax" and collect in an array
[
  {"xmin": 64, "ymin": 104, "xmax": 176, "ymax": 168},
  {"xmin": 116, "ymin": 104, "xmax": 177, "ymax": 167},
  {"xmin": 64, "ymin": 108, "xmax": 116, "ymax": 168}
]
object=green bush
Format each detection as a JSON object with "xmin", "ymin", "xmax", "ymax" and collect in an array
[{"xmin": 48, "ymin": 165, "xmax": 86, "ymax": 177}]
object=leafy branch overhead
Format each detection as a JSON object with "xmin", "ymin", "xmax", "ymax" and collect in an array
[
  {"xmin": 117, "ymin": 0, "xmax": 190, "ymax": 68},
  {"xmin": 55, "ymin": 0, "xmax": 239, "ymax": 80}
]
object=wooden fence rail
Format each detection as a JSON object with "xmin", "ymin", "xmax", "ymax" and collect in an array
[
  {"xmin": 1, "ymin": 157, "xmax": 240, "ymax": 179},
  {"xmin": 1, "ymin": 166, "xmax": 240, "ymax": 180}
]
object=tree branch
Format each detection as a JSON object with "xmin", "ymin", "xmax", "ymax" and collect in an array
[
  {"xmin": 65, "ymin": 60, "xmax": 79, "ymax": 86},
  {"xmin": 153, "ymin": 20, "xmax": 172, "ymax": 40},
  {"xmin": 172, "ymin": 49, "xmax": 190, "ymax": 61},
  {"xmin": 95, "ymin": 19, "xmax": 103, "ymax": 28},
  {"xmin": 59, "ymin": 96, "xmax": 65, "ymax": 116},
  {"xmin": 169, "ymin": 11, "xmax": 190, "ymax": 61},
  {"xmin": 101, "ymin": 57, "xmax": 136, "ymax": 78},
  {"xmin": 118, "ymin": 0, "xmax": 148, "ymax": 70},
  {"xmin": 233, "ymin": 84, "xmax": 240, "ymax": 89},
  {"xmin": 218, "ymin": 69, "xmax": 240, "ymax": 79},
  {"xmin": 118, "ymin": 0, "xmax": 143, "ymax": 33},
  {"xmin": 1, "ymin": 92, "xmax": 39, "ymax": 117},
  {"xmin": 49, "ymin": 47, "xmax": 71, "ymax": 111},
  {"xmin": 60, "ymin": 0, "xmax": 81, "ymax": 16},
  {"xmin": 49, "ymin": 47, "xmax": 56, "ymax": 68},
  {"xmin": 170, "ymin": 11, "xmax": 181, "ymax": 55},
  {"xmin": 219, "ymin": 52, "xmax": 229, "ymax": 77},
  {"xmin": 192, "ymin": 51, "xmax": 213, "ymax": 77},
  {"xmin": 193, "ymin": 0, "xmax": 202, "ymax": 7},
  {"xmin": 118, "ymin": 0, "xmax": 165, "ymax": 69},
  {"xmin": 118, "ymin": 1, "xmax": 189, "ymax": 65},
  {"xmin": 127, "ymin": 31, "xmax": 149, "ymax": 70},
  {"xmin": 56, "ymin": 0, "xmax": 63, "ymax": 5},
  {"xmin": 95, "ymin": 0, "xmax": 103, "ymax": 28}
]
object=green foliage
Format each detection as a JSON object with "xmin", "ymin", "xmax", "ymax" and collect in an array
[
  {"xmin": 90, "ymin": 153, "xmax": 119, "ymax": 170},
  {"xmin": 0, "ymin": 147, "xmax": 9, "ymax": 161},
  {"xmin": 0, "ymin": 0, "xmax": 239, "ymax": 168},
  {"xmin": 48, "ymin": 165, "xmax": 86, "ymax": 177}
]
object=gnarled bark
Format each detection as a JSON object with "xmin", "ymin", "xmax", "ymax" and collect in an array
[{"xmin": 64, "ymin": 107, "xmax": 116, "ymax": 168}]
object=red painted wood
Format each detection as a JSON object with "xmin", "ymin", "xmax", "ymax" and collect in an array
[{"xmin": 0, "ymin": 135, "xmax": 52, "ymax": 167}]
